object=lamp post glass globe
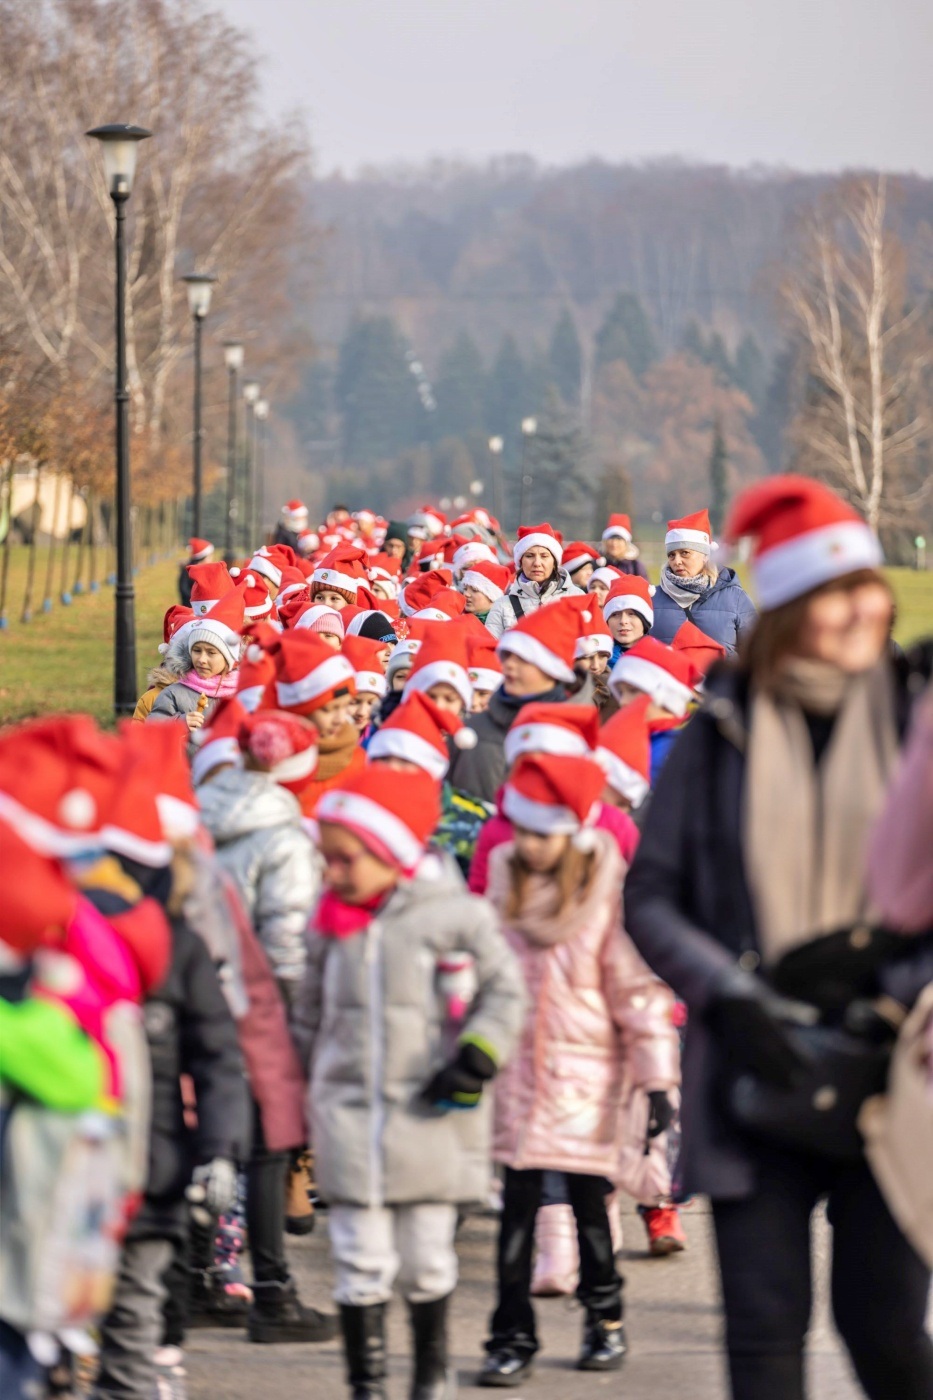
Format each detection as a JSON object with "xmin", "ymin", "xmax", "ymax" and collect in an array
[
  {"xmin": 86, "ymin": 124, "xmax": 151, "ymax": 195},
  {"xmin": 243, "ymin": 379, "xmax": 261, "ymax": 406},
  {"xmin": 488, "ymin": 436, "xmax": 504, "ymax": 454},
  {"xmin": 521, "ymin": 417, "xmax": 537, "ymax": 435},
  {"xmin": 470, "ymin": 479, "xmax": 484, "ymax": 497},
  {"xmin": 255, "ymin": 399, "xmax": 269, "ymax": 421},
  {"xmin": 223, "ymin": 341, "xmax": 244, "ymax": 371},
  {"xmin": 183, "ymin": 273, "xmax": 217, "ymax": 319}
]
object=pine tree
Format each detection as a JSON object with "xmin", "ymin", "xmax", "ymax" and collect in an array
[
  {"xmin": 485, "ymin": 334, "xmax": 528, "ymax": 437},
  {"xmin": 595, "ymin": 293, "xmax": 658, "ymax": 377},
  {"xmin": 709, "ymin": 416, "xmax": 728, "ymax": 536},
  {"xmin": 734, "ymin": 333, "xmax": 768, "ymax": 410},
  {"xmin": 335, "ymin": 317, "xmax": 423, "ymax": 466},
  {"xmin": 433, "ymin": 332, "xmax": 487, "ymax": 440},
  {"xmin": 591, "ymin": 459, "xmax": 633, "ymax": 538},
  {"xmin": 548, "ymin": 309, "xmax": 583, "ymax": 406},
  {"xmin": 524, "ymin": 387, "xmax": 592, "ymax": 536}
]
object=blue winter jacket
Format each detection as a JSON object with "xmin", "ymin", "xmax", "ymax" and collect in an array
[{"xmin": 650, "ymin": 568, "xmax": 757, "ymax": 655}]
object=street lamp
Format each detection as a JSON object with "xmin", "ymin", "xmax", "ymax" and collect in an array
[
  {"xmin": 519, "ymin": 417, "xmax": 537, "ymax": 526},
  {"xmin": 254, "ymin": 399, "xmax": 269, "ymax": 543},
  {"xmin": 488, "ymin": 435, "xmax": 504, "ymax": 527},
  {"xmin": 242, "ymin": 379, "xmax": 261, "ymax": 553},
  {"xmin": 182, "ymin": 274, "xmax": 217, "ymax": 539},
  {"xmin": 86, "ymin": 122, "xmax": 151, "ymax": 717},
  {"xmin": 222, "ymin": 341, "xmax": 244, "ymax": 563}
]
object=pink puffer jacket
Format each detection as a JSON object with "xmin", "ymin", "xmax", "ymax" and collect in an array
[{"xmin": 487, "ymin": 832, "xmax": 680, "ymax": 1200}]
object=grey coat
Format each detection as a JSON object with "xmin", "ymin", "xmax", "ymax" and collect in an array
[
  {"xmin": 484, "ymin": 567, "xmax": 583, "ymax": 640},
  {"xmin": 197, "ymin": 768, "xmax": 320, "ymax": 993},
  {"xmin": 149, "ymin": 680, "xmax": 215, "ymax": 720},
  {"xmin": 295, "ymin": 858, "xmax": 526, "ymax": 1207}
]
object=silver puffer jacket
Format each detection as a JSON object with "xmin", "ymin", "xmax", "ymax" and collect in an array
[
  {"xmin": 197, "ymin": 767, "xmax": 320, "ymax": 994},
  {"xmin": 484, "ymin": 566, "xmax": 583, "ymax": 640}
]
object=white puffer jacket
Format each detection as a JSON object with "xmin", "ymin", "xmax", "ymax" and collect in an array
[{"xmin": 484, "ymin": 567, "xmax": 583, "ymax": 639}]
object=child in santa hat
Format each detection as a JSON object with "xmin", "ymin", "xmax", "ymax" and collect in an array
[
  {"xmin": 603, "ymin": 575, "xmax": 654, "ymax": 668},
  {"xmin": 600, "ymin": 514, "xmax": 649, "ymax": 580},
  {"xmin": 342, "ymin": 635, "xmax": 388, "ymax": 739},
  {"xmin": 292, "ymin": 765, "xmax": 525, "ymax": 1400},
  {"xmin": 268, "ymin": 632, "xmax": 365, "ymax": 814},
  {"xmin": 608, "ymin": 637, "xmax": 701, "ymax": 783},
  {"xmin": 149, "ymin": 591, "xmax": 245, "ymax": 733},
  {"xmin": 478, "ymin": 753, "xmax": 680, "ymax": 1386},
  {"xmin": 178, "ymin": 537, "xmax": 214, "ymax": 607},
  {"xmin": 133, "ymin": 604, "xmax": 195, "ymax": 721},
  {"xmin": 310, "ymin": 544, "xmax": 368, "ymax": 610}
]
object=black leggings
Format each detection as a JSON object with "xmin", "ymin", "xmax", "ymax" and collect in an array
[
  {"xmin": 712, "ymin": 1147, "xmax": 933, "ymax": 1400},
  {"xmin": 487, "ymin": 1168, "xmax": 623, "ymax": 1357},
  {"xmin": 246, "ymin": 1099, "xmax": 291, "ymax": 1284}
]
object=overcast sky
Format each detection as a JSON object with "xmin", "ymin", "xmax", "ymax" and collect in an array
[{"xmin": 215, "ymin": 0, "xmax": 933, "ymax": 177}]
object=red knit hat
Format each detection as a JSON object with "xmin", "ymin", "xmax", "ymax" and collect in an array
[
  {"xmin": 503, "ymin": 753, "xmax": 605, "ymax": 844},
  {"xmin": 271, "ymin": 631, "xmax": 356, "ymax": 716},
  {"xmin": 724, "ymin": 474, "xmax": 883, "ymax": 611},
  {"xmin": 399, "ymin": 569, "xmax": 453, "ymax": 617},
  {"xmin": 575, "ymin": 600, "xmax": 613, "ymax": 659},
  {"xmin": 234, "ymin": 570, "xmax": 275, "ymax": 622},
  {"xmin": 0, "ymin": 715, "xmax": 122, "ymax": 854},
  {"xmin": 312, "ymin": 543, "xmax": 368, "ymax": 601},
  {"xmin": 342, "ymin": 635, "xmax": 389, "ymax": 699},
  {"xmin": 402, "ymin": 622, "xmax": 472, "ymax": 710},
  {"xmin": 514, "ymin": 522, "xmax": 563, "ymax": 570},
  {"xmin": 190, "ymin": 696, "xmax": 248, "ymax": 786},
  {"xmin": 187, "ymin": 537, "xmax": 214, "ymax": 562},
  {"xmin": 497, "ymin": 594, "xmax": 593, "ymax": 685},
  {"xmin": 317, "ymin": 764, "xmax": 441, "ymax": 874},
  {"xmin": 603, "ymin": 575, "xmax": 654, "ymax": 630},
  {"xmin": 609, "ymin": 637, "xmax": 699, "ymax": 717},
  {"xmin": 188, "ymin": 561, "xmax": 235, "ymax": 617},
  {"xmin": 595, "ymin": 695, "xmax": 652, "ymax": 808},
  {"xmin": 460, "ymin": 560, "xmax": 510, "ymax": 603},
  {"xmin": 0, "ymin": 821, "xmax": 77, "ymax": 952},
  {"xmin": 248, "ymin": 544, "xmax": 295, "ymax": 590},
  {"xmin": 562, "ymin": 541, "xmax": 603, "ymax": 577},
  {"xmin": 238, "ymin": 709, "xmax": 319, "ymax": 793},
  {"xmin": 410, "ymin": 587, "xmax": 466, "ymax": 623},
  {"xmin": 187, "ymin": 589, "xmax": 246, "ymax": 669},
  {"xmin": 236, "ymin": 623, "xmax": 281, "ymax": 712},
  {"xmin": 665, "ymin": 508, "xmax": 712, "ymax": 558},
  {"xmin": 119, "ymin": 720, "xmax": 199, "ymax": 840},
  {"xmin": 671, "ymin": 619, "xmax": 727, "ymax": 677},
  {"xmin": 602, "ymin": 513, "xmax": 633, "ymax": 543},
  {"xmin": 367, "ymin": 691, "xmax": 476, "ymax": 780},
  {"xmin": 504, "ymin": 702, "xmax": 599, "ymax": 767},
  {"xmin": 159, "ymin": 604, "xmax": 195, "ymax": 654},
  {"xmin": 467, "ymin": 637, "xmax": 503, "ymax": 695}
]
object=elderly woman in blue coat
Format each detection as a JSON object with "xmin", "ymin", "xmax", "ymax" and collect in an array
[{"xmin": 651, "ymin": 509, "xmax": 756, "ymax": 655}]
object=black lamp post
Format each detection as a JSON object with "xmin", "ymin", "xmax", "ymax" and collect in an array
[
  {"xmin": 518, "ymin": 416, "xmax": 537, "ymax": 527},
  {"xmin": 86, "ymin": 122, "xmax": 151, "ymax": 717},
  {"xmin": 254, "ymin": 398, "xmax": 269, "ymax": 544},
  {"xmin": 241, "ymin": 379, "xmax": 260, "ymax": 553},
  {"xmin": 222, "ymin": 341, "xmax": 244, "ymax": 563},
  {"xmin": 182, "ymin": 273, "xmax": 217, "ymax": 539}
]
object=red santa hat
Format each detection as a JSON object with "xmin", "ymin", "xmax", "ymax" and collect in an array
[
  {"xmin": 466, "ymin": 637, "xmax": 503, "ymax": 695},
  {"xmin": 248, "ymin": 545, "xmax": 294, "ymax": 590},
  {"xmin": 296, "ymin": 528, "xmax": 320, "ymax": 557},
  {"xmin": 312, "ymin": 543, "xmax": 368, "ymax": 601},
  {"xmin": 602, "ymin": 575, "xmax": 654, "ymax": 630},
  {"xmin": 609, "ymin": 637, "xmax": 699, "ymax": 717},
  {"xmin": 236, "ymin": 623, "xmax": 281, "ymax": 712},
  {"xmin": 289, "ymin": 602, "xmax": 346, "ymax": 639},
  {"xmin": 504, "ymin": 702, "xmax": 599, "ymax": 767},
  {"xmin": 399, "ymin": 568, "xmax": 452, "ymax": 617},
  {"xmin": 671, "ymin": 619, "xmax": 727, "ymax": 678},
  {"xmin": 415, "ymin": 538, "xmax": 447, "ymax": 571},
  {"xmin": 513, "ymin": 522, "xmax": 563, "ymax": 570},
  {"xmin": 367, "ymin": 691, "xmax": 476, "ymax": 781},
  {"xmin": 724, "ymin": 474, "xmax": 883, "ymax": 611},
  {"xmin": 602, "ymin": 513, "xmax": 633, "ymax": 543},
  {"xmin": 342, "ymin": 635, "xmax": 389, "ymax": 699},
  {"xmin": 575, "ymin": 601, "xmax": 613, "ymax": 659},
  {"xmin": 411, "ymin": 587, "xmax": 466, "ymax": 624},
  {"xmin": 282, "ymin": 499, "xmax": 309, "ymax": 530},
  {"xmin": 316, "ymin": 764, "xmax": 441, "ymax": 875},
  {"xmin": 665, "ymin": 508, "xmax": 712, "ymax": 558},
  {"xmin": 100, "ymin": 739, "xmax": 172, "ymax": 868},
  {"xmin": 238, "ymin": 709, "xmax": 319, "ymax": 793},
  {"xmin": 120, "ymin": 720, "xmax": 199, "ymax": 840},
  {"xmin": 497, "ymin": 594, "xmax": 594, "ymax": 685},
  {"xmin": 595, "ymin": 695, "xmax": 652, "ymax": 809},
  {"xmin": 188, "ymin": 561, "xmax": 235, "ymax": 617},
  {"xmin": 158, "ymin": 604, "xmax": 195, "ymax": 655},
  {"xmin": 367, "ymin": 553, "xmax": 402, "ymax": 599},
  {"xmin": 452, "ymin": 539, "xmax": 497, "ymax": 575},
  {"xmin": 270, "ymin": 631, "xmax": 356, "ymax": 716},
  {"xmin": 276, "ymin": 565, "xmax": 311, "ymax": 607},
  {"xmin": 385, "ymin": 636, "xmax": 422, "ymax": 686},
  {"xmin": 407, "ymin": 504, "xmax": 448, "ymax": 541},
  {"xmin": 190, "ymin": 697, "xmax": 248, "ymax": 786},
  {"xmin": 0, "ymin": 715, "xmax": 122, "ymax": 855},
  {"xmin": 402, "ymin": 623, "xmax": 472, "ymax": 711},
  {"xmin": 187, "ymin": 589, "xmax": 246, "ymax": 670},
  {"xmin": 502, "ymin": 753, "xmax": 605, "ymax": 846},
  {"xmin": 234, "ymin": 570, "xmax": 275, "ymax": 622},
  {"xmin": 187, "ymin": 537, "xmax": 214, "ymax": 562},
  {"xmin": 588, "ymin": 565, "xmax": 625, "ymax": 592},
  {"xmin": 460, "ymin": 560, "xmax": 510, "ymax": 604},
  {"xmin": 0, "ymin": 822, "xmax": 78, "ymax": 954},
  {"xmin": 562, "ymin": 541, "xmax": 603, "ymax": 577}
]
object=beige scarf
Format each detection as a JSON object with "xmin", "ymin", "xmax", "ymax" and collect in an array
[{"xmin": 744, "ymin": 658, "xmax": 898, "ymax": 965}]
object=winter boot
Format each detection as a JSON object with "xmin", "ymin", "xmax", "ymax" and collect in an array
[
  {"xmin": 530, "ymin": 1203, "xmax": 579, "ymax": 1297},
  {"xmin": 340, "ymin": 1302, "xmax": 388, "ymax": 1400},
  {"xmin": 285, "ymin": 1151, "xmax": 316, "ymax": 1236},
  {"xmin": 247, "ymin": 1278, "xmax": 339, "ymax": 1344},
  {"xmin": 577, "ymin": 1316, "xmax": 628, "ymax": 1371},
  {"xmin": 408, "ymin": 1294, "xmax": 456, "ymax": 1400},
  {"xmin": 642, "ymin": 1204, "xmax": 687, "ymax": 1256}
]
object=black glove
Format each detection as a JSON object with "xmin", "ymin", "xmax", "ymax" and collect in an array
[
  {"xmin": 707, "ymin": 966, "xmax": 817, "ymax": 1090},
  {"xmin": 646, "ymin": 1090, "xmax": 675, "ymax": 1140},
  {"xmin": 421, "ymin": 1041, "xmax": 498, "ymax": 1110}
]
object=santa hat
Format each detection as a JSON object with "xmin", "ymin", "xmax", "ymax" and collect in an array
[
  {"xmin": 724, "ymin": 474, "xmax": 883, "ymax": 611},
  {"xmin": 367, "ymin": 692, "xmax": 476, "ymax": 781},
  {"xmin": 316, "ymin": 765, "xmax": 441, "ymax": 875},
  {"xmin": 563, "ymin": 541, "xmax": 603, "ymax": 577},
  {"xmin": 158, "ymin": 604, "xmax": 195, "ymax": 655},
  {"xmin": 588, "ymin": 565, "xmax": 625, "ymax": 592},
  {"xmin": 238, "ymin": 709, "xmax": 318, "ymax": 793},
  {"xmin": 609, "ymin": 637, "xmax": 699, "ymax": 717},
  {"xmin": 271, "ymin": 631, "xmax": 356, "ymax": 716},
  {"xmin": 665, "ymin": 509, "xmax": 712, "ymax": 558},
  {"xmin": 595, "ymin": 696, "xmax": 652, "ymax": 808},
  {"xmin": 0, "ymin": 715, "xmax": 122, "ymax": 855},
  {"xmin": 402, "ymin": 623, "xmax": 472, "ymax": 711},
  {"xmin": 460, "ymin": 560, "xmax": 510, "ymax": 604},
  {"xmin": 290, "ymin": 602, "xmax": 346, "ymax": 639},
  {"xmin": 188, "ymin": 561, "xmax": 235, "ymax": 617},
  {"xmin": 236, "ymin": 623, "xmax": 280, "ymax": 712},
  {"xmin": 415, "ymin": 538, "xmax": 447, "ymax": 571},
  {"xmin": 603, "ymin": 575, "xmax": 654, "ymax": 630},
  {"xmin": 399, "ymin": 569, "xmax": 453, "ymax": 617},
  {"xmin": 312, "ymin": 544, "xmax": 368, "ymax": 600},
  {"xmin": 574, "ymin": 601, "xmax": 613, "ymax": 660},
  {"xmin": 276, "ymin": 565, "xmax": 311, "ymax": 607},
  {"xmin": 296, "ymin": 528, "xmax": 320, "ymax": 557},
  {"xmin": 187, "ymin": 537, "xmax": 214, "ymax": 562},
  {"xmin": 342, "ymin": 635, "xmax": 389, "ymax": 699},
  {"xmin": 367, "ymin": 553, "xmax": 402, "ymax": 599},
  {"xmin": 0, "ymin": 822, "xmax": 78, "ymax": 953},
  {"xmin": 453, "ymin": 539, "xmax": 497, "ymax": 575},
  {"xmin": 671, "ymin": 619, "xmax": 727, "ymax": 677},
  {"xmin": 466, "ymin": 637, "xmax": 503, "ymax": 695},
  {"xmin": 411, "ymin": 587, "xmax": 466, "ymax": 624},
  {"xmin": 602, "ymin": 513, "xmax": 633, "ymax": 543},
  {"xmin": 513, "ymin": 523, "xmax": 563, "ymax": 570},
  {"xmin": 119, "ymin": 720, "xmax": 199, "ymax": 840},
  {"xmin": 187, "ymin": 589, "xmax": 246, "ymax": 670},
  {"xmin": 191, "ymin": 697, "xmax": 248, "ymax": 786},
  {"xmin": 504, "ymin": 702, "xmax": 599, "ymax": 767},
  {"xmin": 407, "ymin": 505, "xmax": 447, "ymax": 541},
  {"xmin": 282, "ymin": 499, "xmax": 309, "ymax": 531},
  {"xmin": 497, "ymin": 595, "xmax": 594, "ymax": 685},
  {"xmin": 234, "ymin": 571, "xmax": 274, "ymax": 622},
  {"xmin": 248, "ymin": 545, "xmax": 294, "ymax": 591},
  {"xmin": 502, "ymin": 753, "xmax": 605, "ymax": 847},
  {"xmin": 386, "ymin": 637, "xmax": 421, "ymax": 686},
  {"xmin": 100, "ymin": 740, "xmax": 172, "ymax": 868}
]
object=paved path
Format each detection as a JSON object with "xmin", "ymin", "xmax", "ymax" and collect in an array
[{"xmin": 186, "ymin": 1200, "xmax": 873, "ymax": 1398}]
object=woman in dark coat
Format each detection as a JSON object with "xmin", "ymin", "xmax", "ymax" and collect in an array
[{"xmin": 625, "ymin": 476, "xmax": 933, "ymax": 1400}]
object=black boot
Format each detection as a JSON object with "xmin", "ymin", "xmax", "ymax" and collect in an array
[
  {"xmin": 408, "ymin": 1295, "xmax": 456, "ymax": 1400},
  {"xmin": 247, "ymin": 1278, "xmax": 339, "ymax": 1344},
  {"xmin": 340, "ymin": 1303, "xmax": 388, "ymax": 1400},
  {"xmin": 477, "ymin": 1341, "xmax": 535, "ymax": 1388},
  {"xmin": 577, "ymin": 1316, "xmax": 627, "ymax": 1371}
]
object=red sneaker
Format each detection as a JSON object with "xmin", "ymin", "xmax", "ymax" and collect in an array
[{"xmin": 643, "ymin": 1205, "xmax": 687, "ymax": 1256}]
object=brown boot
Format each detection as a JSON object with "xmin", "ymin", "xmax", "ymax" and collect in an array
[{"xmin": 285, "ymin": 1151, "xmax": 316, "ymax": 1236}]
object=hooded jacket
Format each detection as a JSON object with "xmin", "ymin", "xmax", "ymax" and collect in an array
[
  {"xmin": 197, "ymin": 767, "xmax": 320, "ymax": 994},
  {"xmin": 484, "ymin": 567, "xmax": 583, "ymax": 640},
  {"xmin": 650, "ymin": 566, "xmax": 757, "ymax": 654}
]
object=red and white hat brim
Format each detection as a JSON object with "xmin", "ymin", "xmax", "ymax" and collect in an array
[
  {"xmin": 575, "ymin": 633, "xmax": 613, "ymax": 658},
  {"xmin": 237, "ymin": 683, "xmax": 266, "ymax": 713},
  {"xmin": 367, "ymin": 727, "xmax": 449, "ymax": 779},
  {"xmin": 502, "ymin": 785, "xmax": 598, "ymax": 836},
  {"xmin": 460, "ymin": 569, "xmax": 505, "ymax": 602},
  {"xmin": 249, "ymin": 555, "xmax": 282, "ymax": 588},
  {"xmin": 609, "ymin": 654, "xmax": 694, "ymax": 718},
  {"xmin": 594, "ymin": 746, "xmax": 650, "ymax": 809},
  {"xmin": 294, "ymin": 605, "xmax": 345, "ymax": 636},
  {"xmin": 101, "ymin": 822, "xmax": 172, "ymax": 868},
  {"xmin": 602, "ymin": 525, "xmax": 632, "ymax": 543},
  {"xmin": 191, "ymin": 736, "xmax": 242, "ymax": 786},
  {"xmin": 453, "ymin": 543, "xmax": 496, "ymax": 573},
  {"xmin": 403, "ymin": 660, "xmax": 472, "ymax": 711},
  {"xmin": 514, "ymin": 533, "xmax": 563, "ymax": 568},
  {"xmin": 603, "ymin": 594, "xmax": 654, "ymax": 628},
  {"xmin": 270, "ymin": 746, "xmax": 318, "ymax": 785},
  {"xmin": 276, "ymin": 652, "xmax": 355, "ymax": 709},
  {"xmin": 665, "ymin": 528, "xmax": 710, "ymax": 553},
  {"xmin": 753, "ymin": 520, "xmax": 883, "ymax": 610},
  {"xmin": 497, "ymin": 631, "xmax": 576, "ymax": 685},
  {"xmin": 316, "ymin": 788, "xmax": 424, "ymax": 869},
  {"xmin": 503, "ymin": 721, "xmax": 591, "ymax": 766},
  {"xmin": 0, "ymin": 790, "xmax": 102, "ymax": 856},
  {"xmin": 467, "ymin": 667, "xmax": 502, "ymax": 693},
  {"xmin": 156, "ymin": 792, "xmax": 200, "ymax": 840},
  {"xmin": 354, "ymin": 670, "xmax": 389, "ymax": 699},
  {"xmin": 313, "ymin": 567, "xmax": 360, "ymax": 595}
]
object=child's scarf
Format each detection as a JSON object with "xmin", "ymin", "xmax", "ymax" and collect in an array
[{"xmin": 182, "ymin": 669, "xmax": 239, "ymax": 698}]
